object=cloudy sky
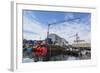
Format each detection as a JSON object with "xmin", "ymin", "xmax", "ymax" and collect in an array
[{"xmin": 23, "ymin": 10, "xmax": 91, "ymax": 44}]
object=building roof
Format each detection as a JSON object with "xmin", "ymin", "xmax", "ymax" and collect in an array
[{"xmin": 72, "ymin": 43, "xmax": 91, "ymax": 48}]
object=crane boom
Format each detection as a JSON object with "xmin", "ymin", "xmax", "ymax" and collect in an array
[{"xmin": 49, "ymin": 18, "xmax": 80, "ymax": 25}]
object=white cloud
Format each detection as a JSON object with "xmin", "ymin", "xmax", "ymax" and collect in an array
[{"xmin": 23, "ymin": 15, "xmax": 47, "ymax": 40}]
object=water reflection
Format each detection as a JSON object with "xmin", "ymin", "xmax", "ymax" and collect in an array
[{"xmin": 23, "ymin": 51, "xmax": 91, "ymax": 63}]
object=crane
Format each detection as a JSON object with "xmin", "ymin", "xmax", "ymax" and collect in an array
[
  {"xmin": 69, "ymin": 33, "xmax": 85, "ymax": 44},
  {"xmin": 45, "ymin": 18, "xmax": 81, "ymax": 59},
  {"xmin": 47, "ymin": 18, "xmax": 80, "ymax": 39}
]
